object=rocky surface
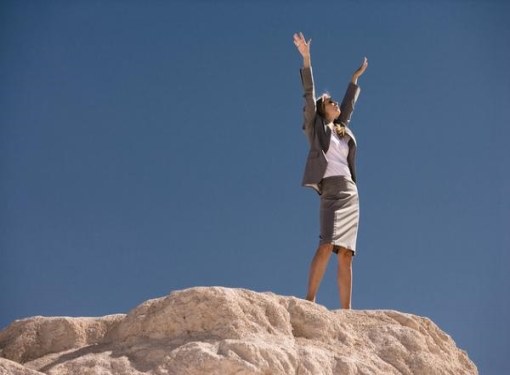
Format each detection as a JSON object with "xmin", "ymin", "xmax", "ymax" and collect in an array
[{"xmin": 0, "ymin": 287, "xmax": 478, "ymax": 375}]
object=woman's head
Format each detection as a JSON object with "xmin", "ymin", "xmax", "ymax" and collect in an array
[{"xmin": 316, "ymin": 93, "xmax": 341, "ymax": 122}]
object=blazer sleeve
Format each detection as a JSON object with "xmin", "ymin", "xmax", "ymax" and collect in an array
[
  {"xmin": 300, "ymin": 67, "xmax": 317, "ymax": 141},
  {"xmin": 337, "ymin": 82, "xmax": 360, "ymax": 127}
]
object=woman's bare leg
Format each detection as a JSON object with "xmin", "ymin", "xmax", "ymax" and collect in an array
[
  {"xmin": 306, "ymin": 244, "xmax": 334, "ymax": 302},
  {"xmin": 337, "ymin": 247, "xmax": 353, "ymax": 309}
]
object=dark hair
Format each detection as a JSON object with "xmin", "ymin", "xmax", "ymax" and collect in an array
[
  {"xmin": 316, "ymin": 93, "xmax": 346, "ymax": 136},
  {"xmin": 315, "ymin": 94, "xmax": 329, "ymax": 120}
]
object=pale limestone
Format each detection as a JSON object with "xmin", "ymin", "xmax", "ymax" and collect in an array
[
  {"xmin": 0, "ymin": 287, "xmax": 478, "ymax": 375},
  {"xmin": 0, "ymin": 315, "xmax": 125, "ymax": 364},
  {"xmin": 0, "ymin": 357, "xmax": 44, "ymax": 375}
]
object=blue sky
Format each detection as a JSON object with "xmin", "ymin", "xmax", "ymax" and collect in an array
[{"xmin": 1, "ymin": 1, "xmax": 509, "ymax": 373}]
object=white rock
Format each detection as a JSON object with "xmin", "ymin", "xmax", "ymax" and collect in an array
[
  {"xmin": 0, "ymin": 315, "xmax": 125, "ymax": 364},
  {"xmin": 0, "ymin": 287, "xmax": 478, "ymax": 374},
  {"xmin": 0, "ymin": 357, "xmax": 45, "ymax": 374}
]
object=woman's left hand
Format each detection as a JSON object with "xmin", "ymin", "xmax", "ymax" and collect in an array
[{"xmin": 352, "ymin": 57, "xmax": 368, "ymax": 84}]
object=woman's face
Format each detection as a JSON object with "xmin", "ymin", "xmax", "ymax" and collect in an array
[{"xmin": 323, "ymin": 97, "xmax": 341, "ymax": 120}]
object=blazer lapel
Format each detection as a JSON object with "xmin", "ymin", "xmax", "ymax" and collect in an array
[
  {"xmin": 345, "ymin": 127, "xmax": 357, "ymax": 146},
  {"xmin": 317, "ymin": 119, "xmax": 332, "ymax": 153}
]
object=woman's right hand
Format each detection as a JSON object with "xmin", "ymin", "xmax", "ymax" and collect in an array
[
  {"xmin": 293, "ymin": 32, "xmax": 311, "ymax": 68},
  {"xmin": 293, "ymin": 32, "xmax": 311, "ymax": 58}
]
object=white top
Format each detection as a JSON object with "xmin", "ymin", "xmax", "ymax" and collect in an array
[{"xmin": 323, "ymin": 123, "xmax": 351, "ymax": 179}]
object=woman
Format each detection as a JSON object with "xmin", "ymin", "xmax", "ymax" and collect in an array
[{"xmin": 293, "ymin": 32, "xmax": 368, "ymax": 309}]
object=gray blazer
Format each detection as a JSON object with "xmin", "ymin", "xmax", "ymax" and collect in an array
[{"xmin": 300, "ymin": 67, "xmax": 361, "ymax": 194}]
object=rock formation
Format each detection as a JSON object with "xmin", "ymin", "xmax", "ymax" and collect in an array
[{"xmin": 0, "ymin": 287, "xmax": 478, "ymax": 374}]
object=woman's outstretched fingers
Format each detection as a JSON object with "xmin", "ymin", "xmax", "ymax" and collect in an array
[
  {"xmin": 293, "ymin": 32, "xmax": 311, "ymax": 58},
  {"xmin": 293, "ymin": 33, "xmax": 300, "ymax": 46},
  {"xmin": 361, "ymin": 57, "xmax": 368, "ymax": 70},
  {"xmin": 356, "ymin": 57, "xmax": 368, "ymax": 76},
  {"xmin": 293, "ymin": 32, "xmax": 306, "ymax": 47},
  {"xmin": 351, "ymin": 57, "xmax": 368, "ymax": 84}
]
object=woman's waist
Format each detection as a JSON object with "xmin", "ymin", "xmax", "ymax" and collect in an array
[{"xmin": 319, "ymin": 175, "xmax": 357, "ymax": 196}]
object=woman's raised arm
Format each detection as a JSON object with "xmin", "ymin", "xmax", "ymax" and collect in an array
[
  {"xmin": 337, "ymin": 58, "xmax": 368, "ymax": 127},
  {"xmin": 294, "ymin": 32, "xmax": 316, "ymax": 140}
]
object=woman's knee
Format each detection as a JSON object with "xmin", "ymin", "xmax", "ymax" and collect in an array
[
  {"xmin": 316, "ymin": 244, "xmax": 334, "ymax": 256},
  {"xmin": 337, "ymin": 248, "xmax": 353, "ymax": 263}
]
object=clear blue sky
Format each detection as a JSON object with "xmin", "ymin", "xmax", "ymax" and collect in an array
[{"xmin": 1, "ymin": 1, "xmax": 508, "ymax": 373}]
